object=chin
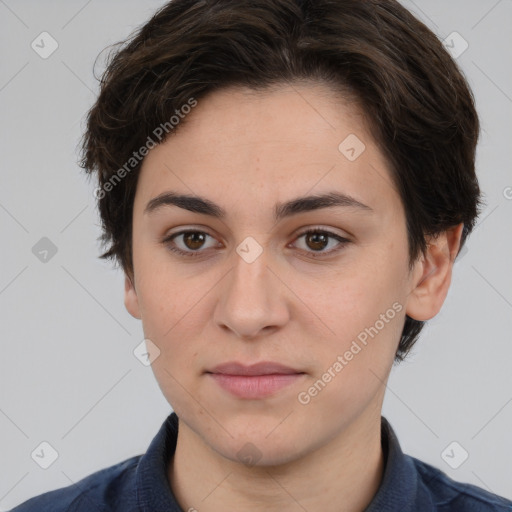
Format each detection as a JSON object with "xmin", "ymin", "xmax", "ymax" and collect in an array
[{"xmin": 212, "ymin": 436, "xmax": 304, "ymax": 469}]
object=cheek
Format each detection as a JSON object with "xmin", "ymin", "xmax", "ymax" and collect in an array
[
  {"xmin": 133, "ymin": 257, "xmax": 214, "ymax": 368},
  {"xmin": 298, "ymin": 293, "xmax": 403, "ymax": 417},
  {"xmin": 133, "ymin": 242, "xmax": 194, "ymax": 327},
  {"xmin": 305, "ymin": 253, "xmax": 406, "ymax": 380},
  {"xmin": 312, "ymin": 261, "xmax": 402, "ymax": 336}
]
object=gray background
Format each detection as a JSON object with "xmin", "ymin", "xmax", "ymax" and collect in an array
[{"xmin": 1, "ymin": 0, "xmax": 511, "ymax": 509}]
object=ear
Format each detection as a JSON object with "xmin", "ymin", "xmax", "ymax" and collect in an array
[
  {"xmin": 405, "ymin": 223, "xmax": 464, "ymax": 322},
  {"xmin": 124, "ymin": 272, "xmax": 141, "ymax": 319}
]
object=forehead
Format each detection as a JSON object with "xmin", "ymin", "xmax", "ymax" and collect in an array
[{"xmin": 135, "ymin": 83, "xmax": 402, "ymax": 222}]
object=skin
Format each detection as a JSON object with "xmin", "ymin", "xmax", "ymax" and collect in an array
[{"xmin": 124, "ymin": 82, "xmax": 463, "ymax": 512}]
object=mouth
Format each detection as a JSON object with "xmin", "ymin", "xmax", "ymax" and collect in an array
[{"xmin": 205, "ymin": 361, "xmax": 306, "ymax": 399}]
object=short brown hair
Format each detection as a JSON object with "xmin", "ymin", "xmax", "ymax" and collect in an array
[{"xmin": 80, "ymin": 0, "xmax": 482, "ymax": 361}]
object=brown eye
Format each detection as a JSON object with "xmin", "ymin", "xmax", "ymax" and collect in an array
[
  {"xmin": 163, "ymin": 230, "xmax": 218, "ymax": 258},
  {"xmin": 293, "ymin": 229, "xmax": 350, "ymax": 258},
  {"xmin": 304, "ymin": 231, "xmax": 329, "ymax": 251},
  {"xmin": 163, "ymin": 227, "xmax": 350, "ymax": 260},
  {"xmin": 182, "ymin": 231, "xmax": 207, "ymax": 250}
]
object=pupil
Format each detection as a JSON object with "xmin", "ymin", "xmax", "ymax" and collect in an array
[
  {"xmin": 185, "ymin": 232, "xmax": 205, "ymax": 250},
  {"xmin": 307, "ymin": 232, "xmax": 327, "ymax": 251}
]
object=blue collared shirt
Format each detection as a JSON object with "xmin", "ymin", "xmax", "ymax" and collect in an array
[{"xmin": 9, "ymin": 413, "xmax": 512, "ymax": 511}]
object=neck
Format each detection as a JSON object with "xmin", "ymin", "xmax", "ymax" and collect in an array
[{"xmin": 168, "ymin": 410, "xmax": 385, "ymax": 512}]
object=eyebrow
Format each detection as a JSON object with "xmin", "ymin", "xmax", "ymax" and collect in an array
[{"xmin": 144, "ymin": 190, "xmax": 373, "ymax": 221}]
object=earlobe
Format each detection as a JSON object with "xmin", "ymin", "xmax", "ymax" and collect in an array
[
  {"xmin": 124, "ymin": 273, "xmax": 141, "ymax": 319},
  {"xmin": 405, "ymin": 223, "xmax": 464, "ymax": 322}
]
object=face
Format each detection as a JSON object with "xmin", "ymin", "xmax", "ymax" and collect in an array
[{"xmin": 125, "ymin": 82, "xmax": 443, "ymax": 466}]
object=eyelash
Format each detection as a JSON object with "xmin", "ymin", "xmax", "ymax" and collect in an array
[{"xmin": 162, "ymin": 228, "xmax": 350, "ymax": 259}]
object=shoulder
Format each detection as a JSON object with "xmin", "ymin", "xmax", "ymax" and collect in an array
[
  {"xmin": 410, "ymin": 455, "xmax": 512, "ymax": 511},
  {"xmin": 9, "ymin": 455, "xmax": 141, "ymax": 512}
]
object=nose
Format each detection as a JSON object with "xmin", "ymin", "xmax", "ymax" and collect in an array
[{"xmin": 213, "ymin": 241, "xmax": 290, "ymax": 340}]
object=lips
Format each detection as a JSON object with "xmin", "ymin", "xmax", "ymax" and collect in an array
[
  {"xmin": 206, "ymin": 361, "xmax": 306, "ymax": 399},
  {"xmin": 207, "ymin": 361, "xmax": 303, "ymax": 376}
]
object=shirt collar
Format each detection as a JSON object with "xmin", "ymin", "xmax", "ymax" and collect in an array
[
  {"xmin": 135, "ymin": 413, "xmax": 422, "ymax": 511},
  {"xmin": 136, "ymin": 412, "xmax": 181, "ymax": 511},
  {"xmin": 365, "ymin": 416, "xmax": 424, "ymax": 511}
]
